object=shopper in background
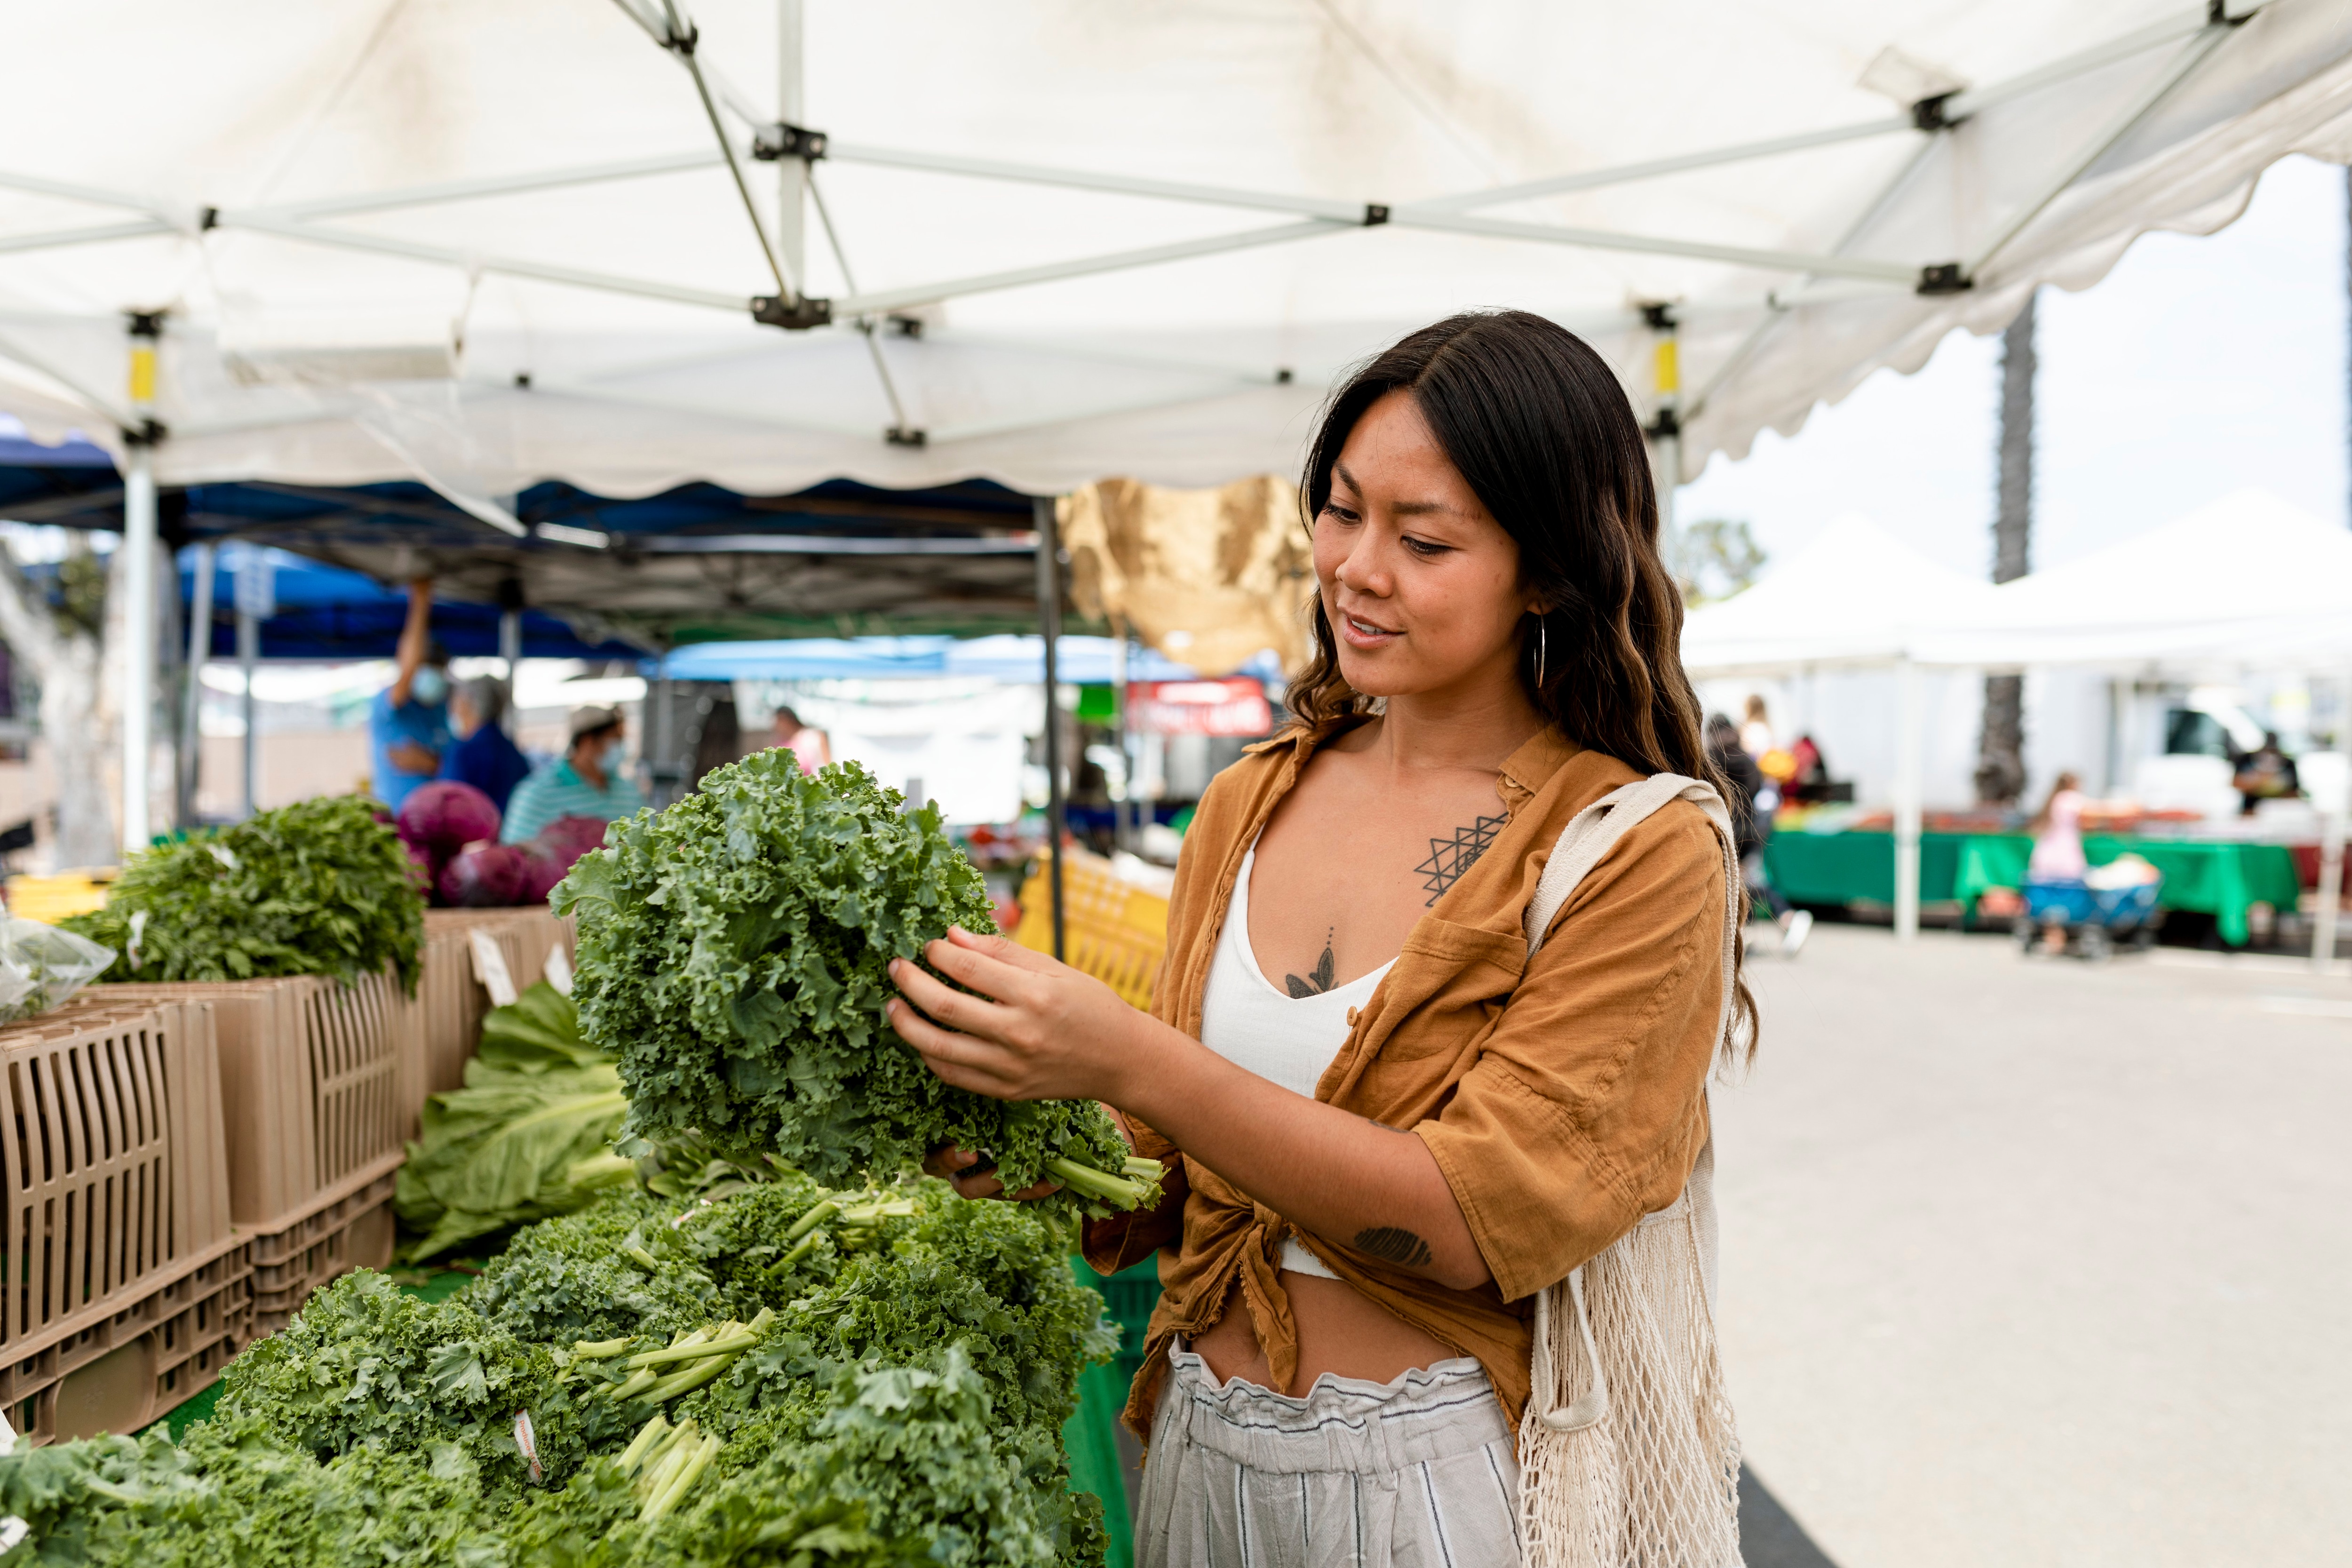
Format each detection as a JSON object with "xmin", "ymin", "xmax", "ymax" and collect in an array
[
  {"xmin": 1708, "ymin": 713, "xmax": 1810, "ymax": 957},
  {"xmin": 2232, "ymin": 732, "xmax": 2301, "ymax": 816},
  {"xmin": 368, "ymin": 579, "xmax": 452, "ymax": 812},
  {"xmin": 501, "ymin": 705, "xmax": 645, "ymax": 842},
  {"xmin": 2028, "ymin": 770, "xmax": 2089, "ymax": 881},
  {"xmin": 771, "ymin": 704, "xmax": 833, "ymax": 772},
  {"xmin": 1740, "ymin": 692, "xmax": 1775, "ymax": 759},
  {"xmin": 440, "ymin": 676, "xmax": 532, "ymax": 814}
]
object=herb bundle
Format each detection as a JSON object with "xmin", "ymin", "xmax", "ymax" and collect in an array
[
  {"xmin": 556, "ymin": 752, "xmax": 1158, "ymax": 1212},
  {"xmin": 62, "ymin": 794, "xmax": 424, "ymax": 988}
]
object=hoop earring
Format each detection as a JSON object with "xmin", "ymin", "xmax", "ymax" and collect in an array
[{"xmin": 1535, "ymin": 617, "xmax": 1547, "ymax": 686}]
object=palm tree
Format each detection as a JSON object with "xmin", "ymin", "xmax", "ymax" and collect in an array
[{"xmin": 1975, "ymin": 291, "xmax": 2036, "ymax": 806}]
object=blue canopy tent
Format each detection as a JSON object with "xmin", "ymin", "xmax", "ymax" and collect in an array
[{"xmin": 191, "ymin": 549, "xmax": 641, "ymax": 663}]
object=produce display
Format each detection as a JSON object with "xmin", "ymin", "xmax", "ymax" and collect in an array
[
  {"xmin": 0, "ymin": 1170, "xmax": 1115, "ymax": 1566},
  {"xmin": 556, "ymin": 752, "xmax": 1160, "ymax": 1214},
  {"xmin": 396, "ymin": 982, "xmax": 635, "ymax": 1262},
  {"xmin": 398, "ymin": 780, "xmax": 609, "ymax": 909},
  {"xmin": 61, "ymin": 793, "xmax": 423, "ymax": 986}
]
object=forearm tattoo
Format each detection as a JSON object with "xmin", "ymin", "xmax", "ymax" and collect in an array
[
  {"xmin": 1353, "ymin": 1226, "xmax": 1434, "ymax": 1267},
  {"xmin": 1415, "ymin": 814, "xmax": 1507, "ymax": 905}
]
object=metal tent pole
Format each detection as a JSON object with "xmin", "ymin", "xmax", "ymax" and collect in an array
[
  {"xmin": 179, "ymin": 541, "xmax": 214, "ymax": 826},
  {"xmin": 236, "ymin": 604, "xmax": 258, "ymax": 820},
  {"xmin": 1894, "ymin": 659, "xmax": 1924, "ymax": 941},
  {"xmin": 2313, "ymin": 664, "xmax": 2351, "ymax": 971},
  {"xmin": 119, "ymin": 315, "xmax": 160, "ymax": 852},
  {"xmin": 1034, "ymin": 494, "xmax": 1065, "ymax": 961},
  {"xmin": 776, "ymin": 0, "xmax": 806, "ymax": 288}
]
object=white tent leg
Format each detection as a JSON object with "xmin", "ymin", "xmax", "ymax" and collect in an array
[
  {"xmin": 1894, "ymin": 658, "xmax": 1923, "ymax": 942},
  {"xmin": 777, "ymin": 0, "xmax": 806, "ymax": 289},
  {"xmin": 120, "ymin": 442, "xmax": 155, "ymax": 852},
  {"xmin": 2313, "ymin": 664, "xmax": 2351, "ymax": 972}
]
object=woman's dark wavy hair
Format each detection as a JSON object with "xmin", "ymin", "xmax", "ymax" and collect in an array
[{"xmin": 1288, "ymin": 308, "xmax": 1757, "ymax": 1063}]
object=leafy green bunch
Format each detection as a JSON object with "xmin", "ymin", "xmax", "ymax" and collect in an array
[
  {"xmin": 556, "ymin": 751, "xmax": 1155, "ymax": 1210},
  {"xmin": 63, "ymin": 794, "xmax": 424, "ymax": 988},
  {"xmin": 396, "ymin": 982, "xmax": 635, "ymax": 1262}
]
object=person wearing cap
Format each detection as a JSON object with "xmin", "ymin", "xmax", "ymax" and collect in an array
[
  {"xmin": 368, "ymin": 578, "xmax": 453, "ymax": 812},
  {"xmin": 499, "ymin": 704, "xmax": 645, "ymax": 844},
  {"xmin": 439, "ymin": 676, "xmax": 533, "ymax": 814}
]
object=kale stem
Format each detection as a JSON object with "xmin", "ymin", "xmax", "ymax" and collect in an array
[{"xmin": 783, "ymin": 1199, "xmax": 840, "ymax": 1242}]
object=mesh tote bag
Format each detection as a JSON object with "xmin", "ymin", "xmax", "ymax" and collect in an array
[{"xmin": 1516, "ymin": 774, "xmax": 1746, "ymax": 1568}]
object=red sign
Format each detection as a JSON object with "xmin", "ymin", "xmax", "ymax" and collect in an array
[{"xmin": 1126, "ymin": 678, "xmax": 1273, "ymax": 737}]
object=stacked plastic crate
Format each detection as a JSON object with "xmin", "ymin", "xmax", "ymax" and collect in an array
[
  {"xmin": 0, "ymin": 998, "xmax": 244, "ymax": 1443},
  {"xmin": 85, "ymin": 973, "xmax": 408, "ymax": 1337}
]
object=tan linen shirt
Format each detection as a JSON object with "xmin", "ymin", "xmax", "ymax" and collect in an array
[{"xmin": 1084, "ymin": 722, "xmax": 1727, "ymax": 1439}]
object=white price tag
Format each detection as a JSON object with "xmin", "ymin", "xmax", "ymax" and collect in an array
[
  {"xmin": 543, "ymin": 946, "xmax": 575, "ymax": 996},
  {"xmin": 469, "ymin": 928, "xmax": 520, "ymax": 1008}
]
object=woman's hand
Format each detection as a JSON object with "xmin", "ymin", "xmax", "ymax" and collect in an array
[
  {"xmin": 884, "ymin": 925, "xmax": 1158, "ymax": 1106},
  {"xmin": 919, "ymin": 1144, "xmax": 1061, "ymax": 1202}
]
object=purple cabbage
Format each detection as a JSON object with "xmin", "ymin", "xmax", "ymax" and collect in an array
[
  {"xmin": 396, "ymin": 781, "xmax": 501, "ymax": 857},
  {"xmin": 437, "ymin": 843, "xmax": 532, "ymax": 908}
]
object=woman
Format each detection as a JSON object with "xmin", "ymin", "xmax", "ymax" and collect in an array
[
  {"xmin": 886, "ymin": 311, "xmax": 1753, "ymax": 1564},
  {"xmin": 2027, "ymin": 770, "xmax": 2088, "ymax": 882}
]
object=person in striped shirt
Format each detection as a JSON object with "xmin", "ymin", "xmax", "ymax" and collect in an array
[{"xmin": 499, "ymin": 705, "xmax": 646, "ymax": 844}]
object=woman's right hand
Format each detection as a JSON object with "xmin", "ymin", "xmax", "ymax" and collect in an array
[{"xmin": 921, "ymin": 1145, "xmax": 1062, "ymax": 1202}]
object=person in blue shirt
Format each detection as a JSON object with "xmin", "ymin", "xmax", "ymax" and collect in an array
[
  {"xmin": 368, "ymin": 579, "xmax": 452, "ymax": 812},
  {"xmin": 439, "ymin": 676, "xmax": 533, "ymax": 814}
]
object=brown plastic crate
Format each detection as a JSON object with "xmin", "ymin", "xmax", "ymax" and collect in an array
[
  {"xmin": 248, "ymin": 1170, "xmax": 397, "ymax": 1339},
  {"xmin": 81, "ymin": 972, "xmax": 406, "ymax": 1233},
  {"xmin": 0, "ymin": 1000, "xmax": 239, "ymax": 1380},
  {"xmin": 402, "ymin": 908, "xmax": 578, "ymax": 1133},
  {"xmin": 0, "ymin": 1244, "xmax": 254, "ymax": 1446}
]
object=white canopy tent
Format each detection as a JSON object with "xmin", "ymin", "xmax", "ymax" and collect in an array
[
  {"xmin": 1921, "ymin": 490, "xmax": 2352, "ymax": 965},
  {"xmin": 2, "ymin": 1, "xmax": 2352, "ymax": 850},
  {"xmin": 1683, "ymin": 516, "xmax": 2003, "ymax": 940},
  {"xmin": 1700, "ymin": 495, "xmax": 2352, "ymax": 957}
]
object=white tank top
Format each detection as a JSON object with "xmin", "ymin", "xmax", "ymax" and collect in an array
[{"xmin": 1199, "ymin": 844, "xmax": 1395, "ymax": 1280}]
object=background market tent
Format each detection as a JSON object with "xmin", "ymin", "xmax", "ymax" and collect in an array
[
  {"xmin": 189, "ymin": 549, "xmax": 641, "ymax": 662},
  {"xmin": 1682, "ymin": 516, "xmax": 2003, "ymax": 940},
  {"xmin": 1915, "ymin": 488, "xmax": 2352, "ymax": 963},
  {"xmin": 656, "ymin": 635, "xmax": 1282, "ymax": 685},
  {"xmin": 1917, "ymin": 489, "xmax": 2352, "ymax": 670},
  {"xmin": 2, "ymin": 0, "xmax": 2352, "ymax": 849}
]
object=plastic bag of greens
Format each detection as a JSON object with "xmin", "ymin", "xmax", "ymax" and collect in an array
[{"xmin": 0, "ymin": 916, "xmax": 115, "ymax": 1022}]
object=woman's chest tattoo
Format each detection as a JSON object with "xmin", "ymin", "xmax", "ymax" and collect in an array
[{"xmin": 1414, "ymin": 813, "xmax": 1508, "ymax": 905}]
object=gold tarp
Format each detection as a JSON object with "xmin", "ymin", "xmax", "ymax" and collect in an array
[{"xmin": 1059, "ymin": 475, "xmax": 1315, "ymax": 677}]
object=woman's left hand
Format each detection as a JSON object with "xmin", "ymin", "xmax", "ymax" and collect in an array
[{"xmin": 885, "ymin": 926, "xmax": 1153, "ymax": 1104}]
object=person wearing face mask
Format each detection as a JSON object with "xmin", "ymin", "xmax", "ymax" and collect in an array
[
  {"xmin": 439, "ymin": 676, "xmax": 533, "ymax": 814},
  {"xmin": 499, "ymin": 705, "xmax": 645, "ymax": 843},
  {"xmin": 367, "ymin": 578, "xmax": 454, "ymax": 812}
]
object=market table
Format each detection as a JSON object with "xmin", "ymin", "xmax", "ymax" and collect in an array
[
  {"xmin": 1763, "ymin": 829, "xmax": 1970, "ymax": 908},
  {"xmin": 1952, "ymin": 835, "xmax": 2303, "ymax": 947}
]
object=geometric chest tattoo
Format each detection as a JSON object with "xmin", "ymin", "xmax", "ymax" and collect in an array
[{"xmin": 1414, "ymin": 813, "xmax": 1507, "ymax": 906}]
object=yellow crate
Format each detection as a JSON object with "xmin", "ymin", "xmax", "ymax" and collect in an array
[
  {"xmin": 1013, "ymin": 846, "xmax": 1168, "ymax": 1009},
  {"xmin": 5, "ymin": 868, "xmax": 117, "ymax": 923}
]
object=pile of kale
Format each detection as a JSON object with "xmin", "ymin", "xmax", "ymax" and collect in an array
[{"xmin": 0, "ymin": 1172, "xmax": 1114, "ymax": 1567}]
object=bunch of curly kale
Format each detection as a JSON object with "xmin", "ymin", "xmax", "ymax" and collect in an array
[
  {"xmin": 555, "ymin": 751, "xmax": 1159, "ymax": 1212},
  {"xmin": 0, "ymin": 1175, "xmax": 1116, "ymax": 1567}
]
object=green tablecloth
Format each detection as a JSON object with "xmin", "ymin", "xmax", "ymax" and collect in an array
[
  {"xmin": 1064, "ymin": 1255, "xmax": 1159, "ymax": 1568},
  {"xmin": 1762, "ymin": 829, "xmax": 1968, "ymax": 907},
  {"xmin": 1952, "ymin": 834, "xmax": 2303, "ymax": 947}
]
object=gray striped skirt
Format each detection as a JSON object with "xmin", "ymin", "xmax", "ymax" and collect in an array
[{"xmin": 1135, "ymin": 1343, "xmax": 1522, "ymax": 1568}]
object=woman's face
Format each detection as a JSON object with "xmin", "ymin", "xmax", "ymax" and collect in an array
[{"xmin": 1313, "ymin": 388, "xmax": 1541, "ymax": 703}]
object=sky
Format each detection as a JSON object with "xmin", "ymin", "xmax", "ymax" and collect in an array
[{"xmin": 1676, "ymin": 153, "xmax": 2352, "ymax": 581}]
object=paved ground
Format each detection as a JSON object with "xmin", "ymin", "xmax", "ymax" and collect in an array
[{"xmin": 1716, "ymin": 924, "xmax": 2352, "ymax": 1568}]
